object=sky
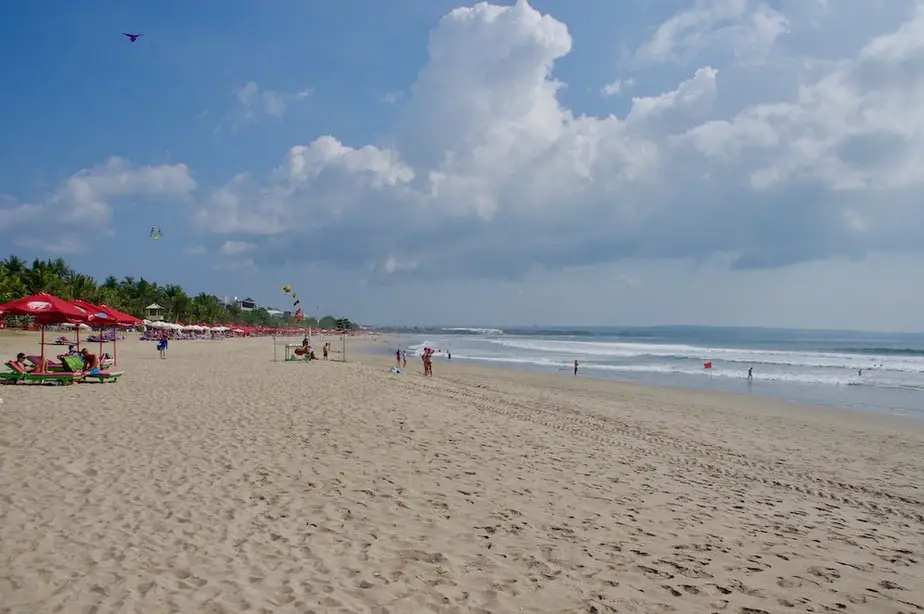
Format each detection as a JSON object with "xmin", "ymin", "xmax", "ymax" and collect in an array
[{"xmin": 2, "ymin": 0, "xmax": 924, "ymax": 331}]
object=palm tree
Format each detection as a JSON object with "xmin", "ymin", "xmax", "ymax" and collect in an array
[{"xmin": 0, "ymin": 255, "xmax": 359, "ymax": 328}]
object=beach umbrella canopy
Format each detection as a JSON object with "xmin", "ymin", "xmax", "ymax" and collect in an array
[
  {"xmin": 0, "ymin": 292, "xmax": 89, "ymax": 324},
  {"xmin": 0, "ymin": 293, "xmax": 93, "ymax": 363},
  {"xmin": 71, "ymin": 300, "xmax": 118, "ymax": 326},
  {"xmin": 95, "ymin": 305, "xmax": 142, "ymax": 327},
  {"xmin": 71, "ymin": 299, "xmax": 121, "ymax": 359}
]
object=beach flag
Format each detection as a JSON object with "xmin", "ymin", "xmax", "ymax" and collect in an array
[{"xmin": 703, "ymin": 362, "xmax": 712, "ymax": 369}]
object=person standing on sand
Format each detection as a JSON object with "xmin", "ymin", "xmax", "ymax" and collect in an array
[
  {"xmin": 396, "ymin": 349, "xmax": 402, "ymax": 368},
  {"xmin": 574, "ymin": 359, "xmax": 579, "ymax": 375},
  {"xmin": 401, "ymin": 350, "xmax": 407, "ymax": 368},
  {"xmin": 422, "ymin": 347, "xmax": 434, "ymax": 376}
]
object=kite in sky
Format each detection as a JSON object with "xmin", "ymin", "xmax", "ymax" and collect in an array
[
  {"xmin": 282, "ymin": 285, "xmax": 303, "ymax": 320},
  {"xmin": 123, "ymin": 33, "xmax": 143, "ymax": 43},
  {"xmin": 150, "ymin": 227, "xmax": 162, "ymax": 241}
]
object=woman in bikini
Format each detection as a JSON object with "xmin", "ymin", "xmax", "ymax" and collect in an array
[{"xmin": 13, "ymin": 352, "xmax": 48, "ymax": 373}]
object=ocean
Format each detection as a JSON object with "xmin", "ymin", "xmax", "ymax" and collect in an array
[{"xmin": 385, "ymin": 326, "xmax": 924, "ymax": 418}]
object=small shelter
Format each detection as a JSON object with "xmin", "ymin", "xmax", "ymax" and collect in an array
[{"xmin": 145, "ymin": 303, "xmax": 164, "ymax": 322}]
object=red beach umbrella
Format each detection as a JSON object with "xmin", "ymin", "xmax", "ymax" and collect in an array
[
  {"xmin": 0, "ymin": 293, "xmax": 91, "ymax": 362},
  {"xmin": 98, "ymin": 305, "xmax": 142, "ymax": 326},
  {"xmin": 71, "ymin": 300, "xmax": 122, "ymax": 362}
]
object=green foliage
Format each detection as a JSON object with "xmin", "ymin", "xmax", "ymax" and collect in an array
[{"xmin": 0, "ymin": 255, "xmax": 358, "ymax": 328}]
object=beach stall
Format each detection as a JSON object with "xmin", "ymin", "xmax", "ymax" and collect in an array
[{"xmin": 144, "ymin": 303, "xmax": 164, "ymax": 322}]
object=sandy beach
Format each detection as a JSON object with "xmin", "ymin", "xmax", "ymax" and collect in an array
[{"xmin": 0, "ymin": 332, "xmax": 922, "ymax": 614}]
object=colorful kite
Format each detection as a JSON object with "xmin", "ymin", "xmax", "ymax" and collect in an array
[
  {"xmin": 282, "ymin": 285, "xmax": 303, "ymax": 320},
  {"xmin": 150, "ymin": 226, "xmax": 162, "ymax": 240}
]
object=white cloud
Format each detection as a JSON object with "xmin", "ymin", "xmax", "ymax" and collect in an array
[
  {"xmin": 0, "ymin": 158, "xmax": 195, "ymax": 253},
  {"xmin": 634, "ymin": 0, "xmax": 789, "ymax": 66},
  {"xmin": 601, "ymin": 78, "xmax": 633, "ymax": 97},
  {"xmin": 219, "ymin": 82, "xmax": 311, "ymax": 133},
  {"xmin": 54, "ymin": 157, "xmax": 195, "ymax": 222},
  {"xmin": 219, "ymin": 240, "xmax": 255, "ymax": 255},
  {"xmin": 183, "ymin": 0, "xmax": 924, "ymax": 278}
]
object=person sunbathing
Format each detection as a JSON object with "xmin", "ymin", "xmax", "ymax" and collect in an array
[
  {"xmin": 14, "ymin": 352, "xmax": 48, "ymax": 373},
  {"xmin": 79, "ymin": 348, "xmax": 100, "ymax": 373}
]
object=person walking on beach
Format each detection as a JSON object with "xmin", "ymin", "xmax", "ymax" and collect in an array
[
  {"xmin": 574, "ymin": 359, "xmax": 579, "ymax": 376},
  {"xmin": 747, "ymin": 367, "xmax": 753, "ymax": 381},
  {"xmin": 401, "ymin": 350, "xmax": 407, "ymax": 368},
  {"xmin": 396, "ymin": 349, "xmax": 402, "ymax": 369}
]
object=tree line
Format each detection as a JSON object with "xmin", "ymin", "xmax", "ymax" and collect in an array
[{"xmin": 0, "ymin": 255, "xmax": 358, "ymax": 329}]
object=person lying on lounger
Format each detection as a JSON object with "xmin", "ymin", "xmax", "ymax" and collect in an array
[
  {"xmin": 14, "ymin": 353, "xmax": 48, "ymax": 373},
  {"xmin": 79, "ymin": 348, "xmax": 100, "ymax": 373}
]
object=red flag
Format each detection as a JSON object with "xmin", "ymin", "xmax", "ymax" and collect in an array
[{"xmin": 703, "ymin": 362, "xmax": 712, "ymax": 369}]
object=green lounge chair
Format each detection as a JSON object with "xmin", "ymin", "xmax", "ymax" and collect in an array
[
  {"xmin": 1, "ymin": 360, "xmax": 83, "ymax": 385},
  {"xmin": 59, "ymin": 355, "xmax": 124, "ymax": 383},
  {"xmin": 27, "ymin": 354, "xmax": 114, "ymax": 372}
]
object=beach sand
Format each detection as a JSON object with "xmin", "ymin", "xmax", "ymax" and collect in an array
[{"xmin": 0, "ymin": 332, "xmax": 922, "ymax": 613}]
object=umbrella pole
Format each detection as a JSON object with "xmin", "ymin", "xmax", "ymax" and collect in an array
[
  {"xmin": 41, "ymin": 326, "xmax": 46, "ymax": 362},
  {"xmin": 113, "ymin": 328, "xmax": 118, "ymax": 367},
  {"xmin": 76, "ymin": 327, "xmax": 81, "ymax": 352}
]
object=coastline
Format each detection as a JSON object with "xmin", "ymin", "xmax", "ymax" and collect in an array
[
  {"xmin": 371, "ymin": 332, "xmax": 924, "ymax": 419},
  {"xmin": 1, "ymin": 332, "xmax": 922, "ymax": 612},
  {"xmin": 356, "ymin": 339, "xmax": 924, "ymax": 434}
]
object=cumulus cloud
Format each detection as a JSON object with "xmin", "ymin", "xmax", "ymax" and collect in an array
[
  {"xmin": 0, "ymin": 158, "xmax": 195, "ymax": 253},
  {"xmin": 188, "ymin": 0, "xmax": 924, "ymax": 279},
  {"xmin": 633, "ymin": 0, "xmax": 789, "ymax": 66}
]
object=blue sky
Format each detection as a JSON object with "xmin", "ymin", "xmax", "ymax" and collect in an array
[{"xmin": 2, "ymin": 0, "xmax": 924, "ymax": 330}]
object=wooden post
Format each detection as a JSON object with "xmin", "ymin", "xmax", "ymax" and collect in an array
[
  {"xmin": 273, "ymin": 335, "xmax": 277, "ymax": 362},
  {"xmin": 341, "ymin": 333, "xmax": 346, "ymax": 362}
]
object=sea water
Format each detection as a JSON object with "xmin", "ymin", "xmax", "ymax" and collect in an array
[{"xmin": 389, "ymin": 326, "xmax": 924, "ymax": 418}]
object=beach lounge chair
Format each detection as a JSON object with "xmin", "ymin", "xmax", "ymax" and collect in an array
[
  {"xmin": 58, "ymin": 355, "xmax": 124, "ymax": 383},
  {"xmin": 25, "ymin": 355, "xmax": 64, "ymax": 371},
  {"xmin": 53, "ymin": 336, "xmax": 74, "ymax": 345},
  {"xmin": 28, "ymin": 354, "xmax": 114, "ymax": 372},
  {"xmin": 1, "ymin": 361, "xmax": 83, "ymax": 385}
]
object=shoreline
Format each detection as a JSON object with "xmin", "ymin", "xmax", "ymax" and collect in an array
[
  {"xmin": 354, "ymin": 341, "xmax": 924, "ymax": 433},
  {"xmin": 367, "ymin": 334, "xmax": 924, "ymax": 419}
]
